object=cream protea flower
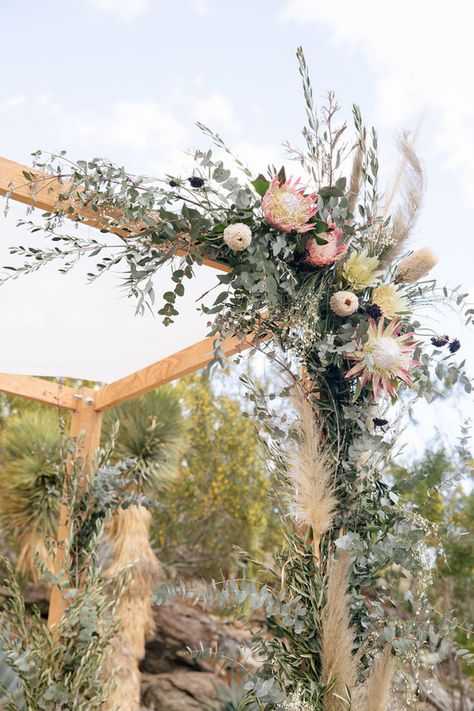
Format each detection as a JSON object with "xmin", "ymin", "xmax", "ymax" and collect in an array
[
  {"xmin": 305, "ymin": 229, "xmax": 348, "ymax": 266},
  {"xmin": 340, "ymin": 249, "xmax": 382, "ymax": 291},
  {"xmin": 262, "ymin": 176, "xmax": 317, "ymax": 233},
  {"xmin": 371, "ymin": 283, "xmax": 408, "ymax": 318},
  {"xmin": 346, "ymin": 318, "xmax": 420, "ymax": 399},
  {"xmin": 395, "ymin": 247, "xmax": 438, "ymax": 283},
  {"xmin": 223, "ymin": 223, "xmax": 252, "ymax": 251},
  {"xmin": 330, "ymin": 290, "xmax": 359, "ymax": 317}
]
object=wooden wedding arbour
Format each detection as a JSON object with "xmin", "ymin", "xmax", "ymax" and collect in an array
[{"xmin": 0, "ymin": 156, "xmax": 253, "ymax": 629}]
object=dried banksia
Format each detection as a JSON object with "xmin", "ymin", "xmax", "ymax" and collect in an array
[
  {"xmin": 321, "ymin": 551, "xmax": 358, "ymax": 711},
  {"xmin": 395, "ymin": 247, "xmax": 438, "ymax": 283},
  {"xmin": 288, "ymin": 387, "xmax": 337, "ymax": 556},
  {"xmin": 382, "ymin": 136, "xmax": 425, "ymax": 264}
]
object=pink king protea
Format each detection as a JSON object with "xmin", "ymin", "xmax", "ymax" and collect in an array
[
  {"xmin": 262, "ymin": 176, "xmax": 317, "ymax": 233},
  {"xmin": 345, "ymin": 318, "xmax": 421, "ymax": 400},
  {"xmin": 305, "ymin": 228, "xmax": 348, "ymax": 266}
]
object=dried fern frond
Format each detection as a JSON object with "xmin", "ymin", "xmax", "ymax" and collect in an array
[
  {"xmin": 382, "ymin": 134, "xmax": 425, "ymax": 264},
  {"xmin": 288, "ymin": 386, "xmax": 337, "ymax": 555},
  {"xmin": 321, "ymin": 551, "xmax": 357, "ymax": 711}
]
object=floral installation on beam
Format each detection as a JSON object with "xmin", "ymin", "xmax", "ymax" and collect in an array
[{"xmin": 1, "ymin": 46, "xmax": 474, "ymax": 710}]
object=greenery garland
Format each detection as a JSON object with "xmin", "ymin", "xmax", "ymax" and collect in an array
[{"xmin": 1, "ymin": 47, "xmax": 473, "ymax": 709}]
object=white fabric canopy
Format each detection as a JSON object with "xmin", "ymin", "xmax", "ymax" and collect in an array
[{"xmin": 0, "ymin": 204, "xmax": 220, "ymax": 383}]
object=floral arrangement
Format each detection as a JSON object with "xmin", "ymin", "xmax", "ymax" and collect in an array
[{"xmin": 2, "ymin": 47, "xmax": 473, "ymax": 710}]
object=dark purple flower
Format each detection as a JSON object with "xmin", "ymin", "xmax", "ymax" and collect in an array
[
  {"xmin": 448, "ymin": 339, "xmax": 461, "ymax": 354},
  {"xmin": 431, "ymin": 335, "xmax": 449, "ymax": 348}
]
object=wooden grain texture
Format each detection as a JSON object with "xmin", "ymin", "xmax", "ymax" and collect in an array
[
  {"xmin": 95, "ymin": 331, "xmax": 265, "ymax": 411},
  {"xmin": 47, "ymin": 389, "xmax": 103, "ymax": 630},
  {"xmin": 0, "ymin": 373, "xmax": 79, "ymax": 409},
  {"xmin": 0, "ymin": 155, "xmax": 231, "ymax": 272}
]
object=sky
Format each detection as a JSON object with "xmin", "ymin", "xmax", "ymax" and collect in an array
[{"xmin": 0, "ymin": 0, "xmax": 473, "ymax": 453}]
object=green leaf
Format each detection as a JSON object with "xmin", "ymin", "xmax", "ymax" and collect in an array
[{"xmin": 251, "ymin": 174, "xmax": 270, "ymax": 197}]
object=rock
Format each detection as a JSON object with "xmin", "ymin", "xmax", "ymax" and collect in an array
[
  {"xmin": 141, "ymin": 670, "xmax": 224, "ymax": 711},
  {"xmin": 141, "ymin": 599, "xmax": 252, "ymax": 675}
]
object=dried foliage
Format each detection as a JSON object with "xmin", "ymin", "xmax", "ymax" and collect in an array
[
  {"xmin": 382, "ymin": 135, "xmax": 425, "ymax": 263},
  {"xmin": 288, "ymin": 386, "xmax": 337, "ymax": 555},
  {"xmin": 320, "ymin": 552, "xmax": 357, "ymax": 710},
  {"xmin": 102, "ymin": 506, "xmax": 161, "ymax": 711}
]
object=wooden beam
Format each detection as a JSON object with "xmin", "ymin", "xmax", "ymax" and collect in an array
[
  {"xmin": 47, "ymin": 388, "xmax": 103, "ymax": 630},
  {"xmin": 0, "ymin": 373, "xmax": 79, "ymax": 409},
  {"xmin": 0, "ymin": 155, "xmax": 231, "ymax": 273},
  {"xmin": 95, "ymin": 331, "xmax": 265, "ymax": 411}
]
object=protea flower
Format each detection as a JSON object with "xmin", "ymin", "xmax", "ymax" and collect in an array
[
  {"xmin": 262, "ymin": 176, "xmax": 317, "ymax": 233},
  {"xmin": 346, "ymin": 318, "xmax": 420, "ymax": 399},
  {"xmin": 306, "ymin": 229, "xmax": 348, "ymax": 266},
  {"xmin": 371, "ymin": 283, "xmax": 408, "ymax": 319}
]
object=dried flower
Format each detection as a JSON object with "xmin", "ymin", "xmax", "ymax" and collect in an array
[
  {"xmin": 366, "ymin": 304, "xmax": 383, "ymax": 320},
  {"xmin": 306, "ymin": 230, "xmax": 348, "ymax": 266},
  {"xmin": 340, "ymin": 249, "xmax": 382, "ymax": 291},
  {"xmin": 188, "ymin": 176, "xmax": 205, "ymax": 188},
  {"xmin": 223, "ymin": 223, "xmax": 252, "ymax": 251},
  {"xmin": 346, "ymin": 318, "xmax": 420, "ymax": 399},
  {"xmin": 449, "ymin": 338, "xmax": 461, "ymax": 353},
  {"xmin": 330, "ymin": 290, "xmax": 359, "ymax": 317},
  {"xmin": 371, "ymin": 283, "xmax": 408, "ymax": 319},
  {"xmin": 431, "ymin": 335, "xmax": 449, "ymax": 348},
  {"xmin": 395, "ymin": 247, "xmax": 437, "ymax": 283},
  {"xmin": 262, "ymin": 176, "xmax": 317, "ymax": 233},
  {"xmin": 288, "ymin": 387, "xmax": 337, "ymax": 557}
]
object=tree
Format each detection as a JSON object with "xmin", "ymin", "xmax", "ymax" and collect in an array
[
  {"xmin": 392, "ymin": 446, "xmax": 474, "ymax": 671},
  {"xmin": 153, "ymin": 372, "xmax": 275, "ymax": 578},
  {"xmin": 0, "ymin": 407, "xmax": 63, "ymax": 578}
]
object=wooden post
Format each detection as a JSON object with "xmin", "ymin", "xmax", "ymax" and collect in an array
[{"xmin": 47, "ymin": 388, "xmax": 102, "ymax": 630}]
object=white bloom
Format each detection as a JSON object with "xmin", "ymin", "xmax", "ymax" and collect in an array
[
  {"xmin": 330, "ymin": 290, "xmax": 359, "ymax": 317},
  {"xmin": 372, "ymin": 282, "xmax": 408, "ymax": 318},
  {"xmin": 223, "ymin": 223, "xmax": 252, "ymax": 251}
]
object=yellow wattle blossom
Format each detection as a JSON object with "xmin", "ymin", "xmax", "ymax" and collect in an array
[
  {"xmin": 371, "ymin": 283, "xmax": 409, "ymax": 318},
  {"xmin": 340, "ymin": 249, "xmax": 382, "ymax": 291}
]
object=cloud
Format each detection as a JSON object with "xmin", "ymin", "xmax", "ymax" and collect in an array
[
  {"xmin": 0, "ymin": 95, "xmax": 26, "ymax": 112},
  {"xmin": 87, "ymin": 0, "xmax": 150, "ymax": 21},
  {"xmin": 191, "ymin": 0, "xmax": 210, "ymax": 14},
  {"xmin": 193, "ymin": 91, "xmax": 241, "ymax": 132},
  {"xmin": 279, "ymin": 0, "xmax": 474, "ymax": 203}
]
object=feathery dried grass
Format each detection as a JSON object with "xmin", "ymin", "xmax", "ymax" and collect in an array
[
  {"xmin": 365, "ymin": 645, "xmax": 395, "ymax": 711},
  {"xmin": 346, "ymin": 145, "xmax": 364, "ymax": 216},
  {"xmin": 321, "ymin": 551, "xmax": 357, "ymax": 711},
  {"xmin": 288, "ymin": 387, "xmax": 337, "ymax": 555},
  {"xmin": 382, "ymin": 135, "xmax": 425, "ymax": 264},
  {"xmin": 102, "ymin": 505, "xmax": 162, "ymax": 711}
]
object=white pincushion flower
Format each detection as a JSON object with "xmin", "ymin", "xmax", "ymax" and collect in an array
[
  {"xmin": 223, "ymin": 223, "xmax": 252, "ymax": 251},
  {"xmin": 330, "ymin": 291, "xmax": 359, "ymax": 317}
]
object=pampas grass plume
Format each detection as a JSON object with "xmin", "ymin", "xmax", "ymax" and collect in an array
[
  {"xmin": 382, "ymin": 135, "xmax": 425, "ymax": 263},
  {"xmin": 321, "ymin": 551, "xmax": 357, "ymax": 711},
  {"xmin": 365, "ymin": 645, "xmax": 395, "ymax": 711},
  {"xmin": 289, "ymin": 387, "xmax": 337, "ymax": 555}
]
